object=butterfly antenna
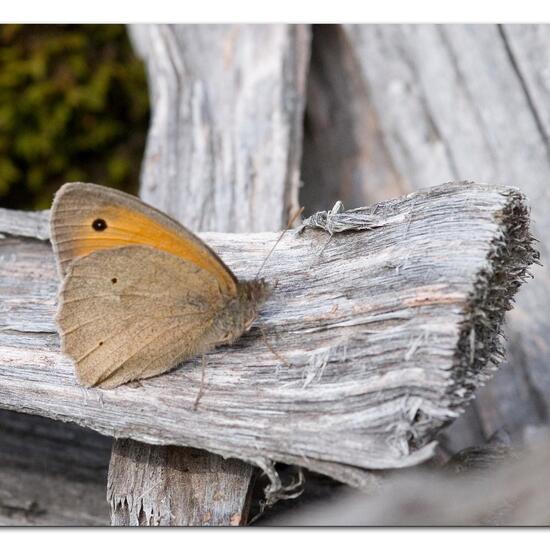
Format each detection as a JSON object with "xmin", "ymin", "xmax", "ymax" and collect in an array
[{"xmin": 256, "ymin": 206, "xmax": 304, "ymax": 279}]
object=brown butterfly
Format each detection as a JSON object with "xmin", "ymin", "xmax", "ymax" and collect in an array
[{"xmin": 50, "ymin": 182, "xmax": 270, "ymax": 389}]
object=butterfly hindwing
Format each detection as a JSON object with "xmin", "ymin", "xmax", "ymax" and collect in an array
[{"xmin": 57, "ymin": 245, "xmax": 228, "ymax": 388}]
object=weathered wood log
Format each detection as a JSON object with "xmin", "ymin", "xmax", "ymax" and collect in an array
[
  {"xmin": 105, "ymin": 23, "xmax": 311, "ymax": 525},
  {"xmin": 130, "ymin": 23, "xmax": 308, "ymax": 232},
  {"xmin": 302, "ymin": 24, "xmax": 550, "ymax": 449},
  {"xmin": 108, "ymin": 440, "xmax": 256, "ymax": 526},
  {"xmin": 0, "ymin": 182, "xmax": 537, "ymax": 490}
]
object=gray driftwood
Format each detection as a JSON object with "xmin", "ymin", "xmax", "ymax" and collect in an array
[
  {"xmin": 129, "ymin": 24, "xmax": 308, "ymax": 232},
  {"xmin": 0, "ymin": 182, "xmax": 537, "ymax": 491},
  {"xmin": 108, "ymin": 441, "xmax": 256, "ymax": 526},
  {"xmin": 301, "ymin": 24, "xmax": 550, "ymax": 450},
  {"xmin": 105, "ymin": 24, "xmax": 310, "ymax": 525}
]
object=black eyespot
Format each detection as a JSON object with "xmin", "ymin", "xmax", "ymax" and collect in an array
[
  {"xmin": 111, "ymin": 277, "xmax": 117, "ymax": 284},
  {"xmin": 99, "ymin": 341, "xmax": 104, "ymax": 346},
  {"xmin": 92, "ymin": 218, "xmax": 107, "ymax": 231}
]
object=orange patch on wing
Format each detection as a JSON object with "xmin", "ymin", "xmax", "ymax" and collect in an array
[{"xmin": 56, "ymin": 205, "xmax": 236, "ymax": 295}]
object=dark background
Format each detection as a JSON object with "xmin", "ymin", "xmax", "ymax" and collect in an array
[{"xmin": 0, "ymin": 24, "xmax": 149, "ymax": 210}]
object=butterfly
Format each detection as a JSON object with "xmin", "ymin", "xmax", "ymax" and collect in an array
[{"xmin": 50, "ymin": 182, "xmax": 270, "ymax": 389}]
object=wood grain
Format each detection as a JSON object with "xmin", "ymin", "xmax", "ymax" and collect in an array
[
  {"xmin": 108, "ymin": 441, "xmax": 255, "ymax": 526},
  {"xmin": 0, "ymin": 181, "xmax": 537, "ymax": 489},
  {"xmin": 302, "ymin": 24, "xmax": 550, "ymax": 449},
  {"xmin": 130, "ymin": 24, "xmax": 310, "ymax": 232}
]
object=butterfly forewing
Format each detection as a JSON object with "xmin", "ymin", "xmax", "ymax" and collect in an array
[{"xmin": 50, "ymin": 182, "xmax": 237, "ymax": 296}]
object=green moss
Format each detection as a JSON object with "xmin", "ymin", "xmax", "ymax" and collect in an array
[{"xmin": 0, "ymin": 24, "xmax": 149, "ymax": 210}]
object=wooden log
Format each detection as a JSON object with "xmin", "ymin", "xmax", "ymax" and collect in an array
[
  {"xmin": 105, "ymin": 23, "xmax": 311, "ymax": 525},
  {"xmin": 130, "ymin": 23, "xmax": 309, "ymax": 232},
  {"xmin": 108, "ymin": 441, "xmax": 256, "ymax": 526},
  {"xmin": 302, "ymin": 24, "xmax": 550, "ymax": 448},
  {"xmin": 0, "ymin": 181, "xmax": 538, "ymax": 490}
]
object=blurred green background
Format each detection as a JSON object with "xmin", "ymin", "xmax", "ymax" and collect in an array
[{"xmin": 0, "ymin": 24, "xmax": 149, "ymax": 210}]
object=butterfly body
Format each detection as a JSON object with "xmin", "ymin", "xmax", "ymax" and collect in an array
[{"xmin": 51, "ymin": 183, "xmax": 270, "ymax": 389}]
